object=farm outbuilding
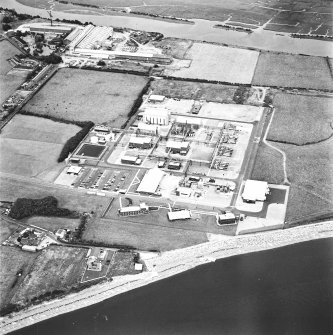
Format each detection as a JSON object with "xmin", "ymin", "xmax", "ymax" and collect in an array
[{"xmin": 242, "ymin": 180, "xmax": 269, "ymax": 203}]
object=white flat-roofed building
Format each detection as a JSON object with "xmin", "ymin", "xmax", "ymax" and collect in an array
[
  {"xmin": 216, "ymin": 212, "xmax": 236, "ymax": 225},
  {"xmin": 55, "ymin": 229, "xmax": 67, "ymax": 239},
  {"xmin": 137, "ymin": 122, "xmax": 158, "ymax": 135},
  {"xmin": 242, "ymin": 180, "xmax": 270, "ymax": 203},
  {"xmin": 148, "ymin": 95, "xmax": 165, "ymax": 103},
  {"xmin": 166, "ymin": 140, "xmax": 190, "ymax": 155},
  {"xmin": 67, "ymin": 166, "xmax": 82, "ymax": 175},
  {"xmin": 167, "ymin": 210, "xmax": 192, "ymax": 221},
  {"xmin": 137, "ymin": 168, "xmax": 164, "ymax": 194},
  {"xmin": 129, "ymin": 136, "xmax": 152, "ymax": 149},
  {"xmin": 142, "ymin": 108, "xmax": 170, "ymax": 125}
]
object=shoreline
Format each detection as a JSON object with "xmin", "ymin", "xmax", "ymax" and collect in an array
[{"xmin": 1, "ymin": 221, "xmax": 332, "ymax": 334}]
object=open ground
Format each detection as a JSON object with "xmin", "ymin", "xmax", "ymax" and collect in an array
[
  {"xmin": 0, "ymin": 174, "xmax": 110, "ymax": 216},
  {"xmin": 252, "ymin": 53, "xmax": 333, "ymax": 90},
  {"xmin": 0, "ymin": 114, "xmax": 81, "ymax": 182},
  {"xmin": 23, "ymin": 68, "xmax": 149, "ymax": 127},
  {"xmin": 11, "ymin": 246, "xmax": 87, "ymax": 305},
  {"xmin": 267, "ymin": 93, "xmax": 333, "ymax": 145},
  {"xmin": 164, "ymin": 43, "xmax": 259, "ymax": 84}
]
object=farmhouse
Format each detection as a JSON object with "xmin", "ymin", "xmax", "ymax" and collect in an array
[
  {"xmin": 137, "ymin": 168, "xmax": 164, "ymax": 194},
  {"xmin": 129, "ymin": 136, "xmax": 153, "ymax": 149},
  {"xmin": 166, "ymin": 140, "xmax": 190, "ymax": 155},
  {"xmin": 242, "ymin": 180, "xmax": 270, "ymax": 203},
  {"xmin": 142, "ymin": 108, "xmax": 170, "ymax": 125}
]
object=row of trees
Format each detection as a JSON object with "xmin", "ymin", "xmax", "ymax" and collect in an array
[
  {"xmin": 57, "ymin": 121, "xmax": 94, "ymax": 162},
  {"xmin": 9, "ymin": 196, "xmax": 74, "ymax": 220}
]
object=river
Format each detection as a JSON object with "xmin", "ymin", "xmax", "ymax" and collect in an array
[
  {"xmin": 1, "ymin": 0, "xmax": 333, "ymax": 57},
  {"xmin": 9, "ymin": 238, "xmax": 333, "ymax": 335}
]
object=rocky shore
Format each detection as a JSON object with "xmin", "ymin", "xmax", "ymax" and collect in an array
[{"xmin": 1, "ymin": 221, "xmax": 332, "ymax": 334}]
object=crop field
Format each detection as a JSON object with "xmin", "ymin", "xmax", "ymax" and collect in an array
[
  {"xmin": 0, "ymin": 175, "xmax": 110, "ymax": 216},
  {"xmin": 11, "ymin": 246, "xmax": 86, "ymax": 305},
  {"xmin": 267, "ymin": 93, "xmax": 333, "ymax": 145},
  {"xmin": 0, "ymin": 40, "xmax": 26, "ymax": 102},
  {"xmin": 250, "ymin": 142, "xmax": 285, "ymax": 185},
  {"xmin": 83, "ymin": 218, "xmax": 208, "ymax": 251},
  {"xmin": 0, "ymin": 115, "xmax": 81, "ymax": 181},
  {"xmin": 164, "ymin": 43, "xmax": 259, "ymax": 84},
  {"xmin": 0, "ymin": 246, "xmax": 39, "ymax": 310},
  {"xmin": 276, "ymin": 140, "xmax": 333, "ymax": 223},
  {"xmin": 252, "ymin": 53, "xmax": 333, "ymax": 90},
  {"xmin": 25, "ymin": 217, "xmax": 81, "ymax": 231},
  {"xmin": 23, "ymin": 69, "xmax": 149, "ymax": 127}
]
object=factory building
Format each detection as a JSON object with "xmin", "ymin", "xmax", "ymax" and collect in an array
[
  {"xmin": 166, "ymin": 140, "xmax": 190, "ymax": 155},
  {"xmin": 242, "ymin": 180, "xmax": 270, "ymax": 203},
  {"xmin": 142, "ymin": 108, "xmax": 170, "ymax": 125},
  {"xmin": 129, "ymin": 136, "xmax": 153, "ymax": 149},
  {"xmin": 137, "ymin": 168, "xmax": 164, "ymax": 194},
  {"xmin": 137, "ymin": 122, "xmax": 158, "ymax": 135}
]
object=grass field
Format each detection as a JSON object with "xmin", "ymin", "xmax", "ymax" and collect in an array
[
  {"xmin": 276, "ymin": 140, "xmax": 333, "ymax": 222},
  {"xmin": 11, "ymin": 246, "xmax": 86, "ymax": 305},
  {"xmin": 250, "ymin": 142, "xmax": 285, "ymax": 185},
  {"xmin": 165, "ymin": 43, "xmax": 259, "ymax": 84},
  {"xmin": 267, "ymin": 93, "xmax": 333, "ymax": 145},
  {"xmin": 83, "ymin": 218, "xmax": 208, "ymax": 251},
  {"xmin": 0, "ymin": 40, "xmax": 26, "ymax": 102},
  {"xmin": 252, "ymin": 53, "xmax": 333, "ymax": 90},
  {"xmin": 109, "ymin": 251, "xmax": 139, "ymax": 277},
  {"xmin": 0, "ymin": 115, "xmax": 81, "ymax": 181},
  {"xmin": 0, "ymin": 246, "xmax": 39, "ymax": 310},
  {"xmin": 24, "ymin": 69, "xmax": 149, "ymax": 127},
  {"xmin": 0, "ymin": 175, "xmax": 110, "ymax": 216},
  {"xmin": 25, "ymin": 217, "xmax": 81, "ymax": 232}
]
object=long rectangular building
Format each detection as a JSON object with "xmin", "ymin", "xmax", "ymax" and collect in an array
[{"xmin": 137, "ymin": 168, "xmax": 164, "ymax": 194}]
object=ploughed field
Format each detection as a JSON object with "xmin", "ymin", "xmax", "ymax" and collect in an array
[
  {"xmin": 23, "ymin": 69, "xmax": 149, "ymax": 127},
  {"xmin": 252, "ymin": 53, "xmax": 333, "ymax": 91},
  {"xmin": 0, "ymin": 115, "xmax": 81, "ymax": 181}
]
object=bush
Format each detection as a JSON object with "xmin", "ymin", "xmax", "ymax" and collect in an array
[
  {"xmin": 9, "ymin": 196, "xmax": 73, "ymax": 220},
  {"xmin": 57, "ymin": 121, "xmax": 94, "ymax": 162},
  {"xmin": 97, "ymin": 60, "xmax": 106, "ymax": 66},
  {"xmin": 2, "ymin": 23, "xmax": 12, "ymax": 31}
]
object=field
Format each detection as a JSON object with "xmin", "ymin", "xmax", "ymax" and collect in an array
[
  {"xmin": 108, "ymin": 251, "xmax": 139, "ymax": 277},
  {"xmin": 25, "ymin": 217, "xmax": 81, "ymax": 231},
  {"xmin": 164, "ymin": 43, "xmax": 259, "ymax": 84},
  {"xmin": 83, "ymin": 218, "xmax": 208, "ymax": 251},
  {"xmin": 0, "ymin": 40, "xmax": 26, "ymax": 102},
  {"xmin": 0, "ymin": 245, "xmax": 39, "ymax": 310},
  {"xmin": 276, "ymin": 140, "xmax": 333, "ymax": 223},
  {"xmin": 252, "ymin": 53, "xmax": 333, "ymax": 90},
  {"xmin": 0, "ymin": 115, "xmax": 81, "ymax": 181},
  {"xmin": 250, "ymin": 142, "xmax": 285, "ymax": 184},
  {"xmin": 11, "ymin": 246, "xmax": 87, "ymax": 305},
  {"xmin": 0, "ymin": 175, "xmax": 110, "ymax": 216},
  {"xmin": 267, "ymin": 93, "xmax": 333, "ymax": 145},
  {"xmin": 23, "ymin": 69, "xmax": 149, "ymax": 127}
]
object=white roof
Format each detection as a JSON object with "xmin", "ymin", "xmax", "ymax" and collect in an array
[
  {"xmin": 168, "ymin": 210, "xmax": 192, "ymax": 221},
  {"xmin": 166, "ymin": 140, "xmax": 189, "ymax": 149},
  {"xmin": 218, "ymin": 212, "xmax": 235, "ymax": 220},
  {"xmin": 175, "ymin": 115, "xmax": 202, "ymax": 125},
  {"xmin": 135, "ymin": 263, "xmax": 143, "ymax": 271},
  {"xmin": 137, "ymin": 168, "xmax": 164, "ymax": 194},
  {"xmin": 138, "ymin": 122, "xmax": 158, "ymax": 132},
  {"xmin": 67, "ymin": 166, "xmax": 82, "ymax": 174},
  {"xmin": 122, "ymin": 155, "xmax": 138, "ymax": 162},
  {"xmin": 119, "ymin": 206, "xmax": 141, "ymax": 213},
  {"xmin": 129, "ymin": 136, "xmax": 151, "ymax": 144},
  {"xmin": 149, "ymin": 95, "xmax": 165, "ymax": 101},
  {"xmin": 143, "ymin": 108, "xmax": 170, "ymax": 118},
  {"xmin": 242, "ymin": 180, "xmax": 269, "ymax": 202},
  {"xmin": 176, "ymin": 187, "xmax": 192, "ymax": 196}
]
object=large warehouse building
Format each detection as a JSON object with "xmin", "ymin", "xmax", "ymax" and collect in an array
[
  {"xmin": 142, "ymin": 108, "xmax": 170, "ymax": 125},
  {"xmin": 137, "ymin": 168, "xmax": 165, "ymax": 194},
  {"xmin": 242, "ymin": 180, "xmax": 270, "ymax": 203}
]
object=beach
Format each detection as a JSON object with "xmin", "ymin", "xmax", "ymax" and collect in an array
[{"xmin": 1, "ymin": 221, "xmax": 333, "ymax": 334}]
